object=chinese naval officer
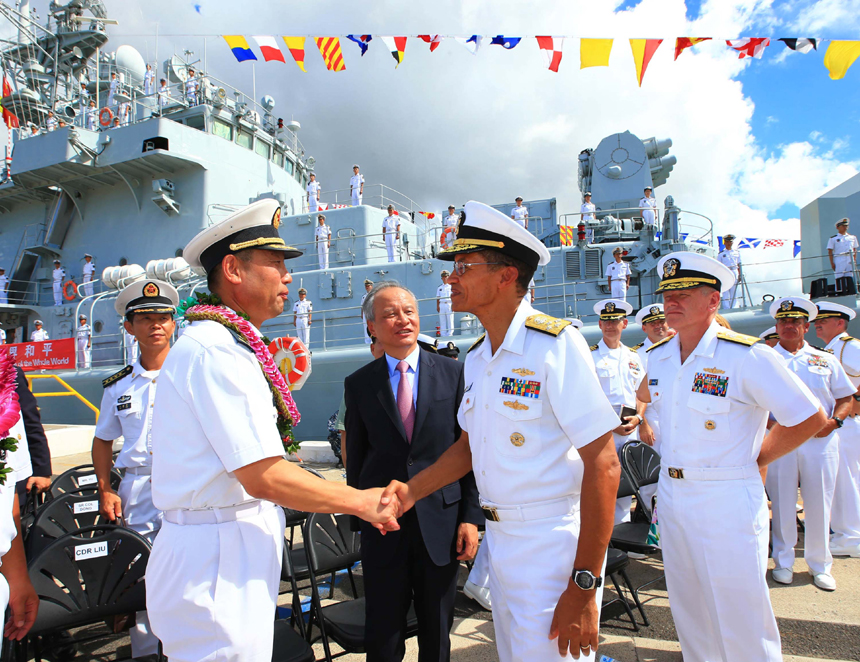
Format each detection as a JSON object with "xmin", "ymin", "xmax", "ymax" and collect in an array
[
  {"xmin": 147, "ymin": 199, "xmax": 401, "ymax": 662},
  {"xmin": 636, "ymin": 252, "xmax": 827, "ymax": 662},
  {"xmin": 382, "ymin": 201, "xmax": 622, "ymax": 661}
]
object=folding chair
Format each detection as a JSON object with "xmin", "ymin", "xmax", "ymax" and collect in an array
[
  {"xmin": 271, "ymin": 619, "xmax": 315, "ymax": 662},
  {"xmin": 601, "ymin": 548, "xmax": 641, "ymax": 632},
  {"xmin": 49, "ymin": 465, "xmax": 122, "ymax": 499},
  {"xmin": 25, "ymin": 492, "xmax": 116, "ymax": 558}
]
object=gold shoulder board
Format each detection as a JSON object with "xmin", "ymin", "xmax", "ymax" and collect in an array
[
  {"xmin": 646, "ymin": 336, "xmax": 672, "ymax": 353},
  {"xmin": 468, "ymin": 333, "xmax": 486, "ymax": 354},
  {"xmin": 102, "ymin": 365, "xmax": 132, "ymax": 388},
  {"xmin": 716, "ymin": 330, "xmax": 760, "ymax": 347},
  {"xmin": 843, "ymin": 336, "xmax": 857, "ymax": 342},
  {"xmin": 630, "ymin": 342, "xmax": 644, "ymax": 350},
  {"xmin": 525, "ymin": 314, "xmax": 571, "ymax": 337},
  {"xmin": 589, "ymin": 343, "xmax": 599, "ymax": 351}
]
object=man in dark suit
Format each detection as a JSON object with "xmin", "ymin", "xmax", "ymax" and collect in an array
[
  {"xmin": 15, "ymin": 367, "xmax": 52, "ymax": 504},
  {"xmin": 345, "ymin": 282, "xmax": 482, "ymax": 662}
]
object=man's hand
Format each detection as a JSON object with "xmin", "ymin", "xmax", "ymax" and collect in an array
[
  {"xmin": 613, "ymin": 416, "xmax": 638, "ymax": 436},
  {"xmin": 360, "ymin": 487, "xmax": 401, "ymax": 534},
  {"xmin": 549, "ymin": 580, "xmax": 599, "ymax": 659},
  {"xmin": 639, "ymin": 419, "xmax": 655, "ymax": 446},
  {"xmin": 381, "ymin": 480, "xmax": 416, "ymax": 517},
  {"xmin": 25, "ymin": 476, "xmax": 51, "ymax": 494},
  {"xmin": 4, "ymin": 575, "xmax": 38, "ymax": 641},
  {"xmin": 456, "ymin": 523, "xmax": 479, "ymax": 561},
  {"xmin": 815, "ymin": 419, "xmax": 839, "ymax": 438},
  {"xmin": 100, "ymin": 490, "xmax": 123, "ymax": 521}
]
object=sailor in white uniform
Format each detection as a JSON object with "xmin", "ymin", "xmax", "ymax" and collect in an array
[
  {"xmin": 157, "ymin": 79, "xmax": 169, "ymax": 112},
  {"xmin": 759, "ymin": 326, "xmax": 779, "ymax": 348},
  {"xmin": 293, "ymin": 288, "xmax": 312, "ymax": 347},
  {"xmin": 436, "ymin": 270, "xmax": 453, "ymax": 337},
  {"xmin": 143, "ymin": 63, "xmax": 155, "ymax": 96},
  {"xmin": 81, "ymin": 253, "xmax": 95, "ymax": 297},
  {"xmin": 314, "ymin": 214, "xmax": 331, "ymax": 270},
  {"xmin": 0, "ymin": 268, "xmax": 8, "ymax": 305},
  {"xmin": 510, "ymin": 196, "xmax": 528, "ymax": 229},
  {"xmin": 147, "ymin": 200, "xmax": 399, "ymax": 662},
  {"xmin": 52, "ymin": 260, "xmax": 65, "ymax": 306},
  {"xmin": 827, "ymin": 218, "xmax": 858, "ymax": 281},
  {"xmin": 590, "ymin": 299, "xmax": 645, "ymax": 524},
  {"xmin": 717, "ymin": 234, "xmax": 742, "ymax": 309},
  {"xmin": 107, "ymin": 72, "xmax": 119, "ymax": 107},
  {"xmin": 76, "ymin": 315, "xmax": 91, "ymax": 369},
  {"xmin": 92, "ymin": 279, "xmax": 179, "ymax": 657},
  {"xmin": 307, "ymin": 173, "xmax": 322, "ymax": 213},
  {"xmin": 360, "ymin": 279, "xmax": 373, "ymax": 344},
  {"xmin": 85, "ymin": 99, "xmax": 97, "ymax": 131},
  {"xmin": 815, "ymin": 302, "xmax": 860, "ymax": 558},
  {"xmin": 381, "ymin": 201, "xmax": 622, "ymax": 662},
  {"xmin": 185, "ymin": 68, "xmax": 199, "ymax": 106},
  {"xmin": 30, "ymin": 320, "xmax": 48, "ymax": 342},
  {"xmin": 45, "ymin": 110, "xmax": 57, "ymax": 132},
  {"xmin": 383, "ymin": 205, "xmax": 400, "ymax": 263},
  {"xmin": 639, "ymin": 186, "xmax": 657, "ymax": 228},
  {"xmin": 637, "ymin": 253, "xmax": 826, "ymax": 662},
  {"xmin": 350, "ymin": 164, "xmax": 364, "ymax": 206},
  {"xmin": 766, "ymin": 296, "xmax": 855, "ymax": 591},
  {"xmin": 580, "ymin": 192, "xmax": 596, "ymax": 243},
  {"xmin": 604, "ymin": 248, "xmax": 631, "ymax": 301},
  {"xmin": 444, "ymin": 205, "xmax": 458, "ymax": 229}
]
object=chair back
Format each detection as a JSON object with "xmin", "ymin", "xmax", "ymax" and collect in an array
[
  {"xmin": 303, "ymin": 513, "xmax": 360, "ymax": 575},
  {"xmin": 26, "ymin": 526, "xmax": 151, "ymax": 635},
  {"xmin": 50, "ymin": 465, "xmax": 122, "ymax": 498},
  {"xmin": 26, "ymin": 492, "xmax": 115, "ymax": 558},
  {"xmin": 622, "ymin": 442, "xmax": 661, "ymax": 488},
  {"xmin": 616, "ymin": 463, "xmax": 637, "ymax": 499}
]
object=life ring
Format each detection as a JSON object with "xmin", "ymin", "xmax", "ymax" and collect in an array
[
  {"xmin": 441, "ymin": 227, "xmax": 455, "ymax": 249},
  {"xmin": 63, "ymin": 280, "xmax": 78, "ymax": 301},
  {"xmin": 99, "ymin": 107, "xmax": 113, "ymax": 127},
  {"xmin": 268, "ymin": 336, "xmax": 311, "ymax": 391}
]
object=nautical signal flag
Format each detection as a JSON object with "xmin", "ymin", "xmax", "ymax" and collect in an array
[
  {"xmin": 674, "ymin": 38, "xmax": 710, "ymax": 60},
  {"xmin": 581, "ymin": 39, "xmax": 613, "ymax": 69},
  {"xmin": 630, "ymin": 39, "xmax": 662, "ymax": 86},
  {"xmin": 491, "ymin": 36, "xmax": 521, "ymax": 50},
  {"xmin": 824, "ymin": 41, "xmax": 860, "ymax": 80},
  {"xmin": 455, "ymin": 35, "xmax": 483, "ymax": 55},
  {"xmin": 283, "ymin": 37, "xmax": 306, "ymax": 71},
  {"xmin": 419, "ymin": 211, "xmax": 436, "ymax": 220},
  {"xmin": 727, "ymin": 38, "xmax": 770, "ymax": 59},
  {"xmin": 224, "ymin": 36, "xmax": 257, "ymax": 62},
  {"xmin": 779, "ymin": 38, "xmax": 817, "ymax": 53},
  {"xmin": 347, "ymin": 35, "xmax": 373, "ymax": 56},
  {"xmin": 315, "ymin": 37, "xmax": 346, "ymax": 72},
  {"xmin": 380, "ymin": 36, "xmax": 407, "ymax": 67},
  {"xmin": 2, "ymin": 77, "xmax": 18, "ymax": 129},
  {"xmin": 536, "ymin": 36, "xmax": 564, "ymax": 72},
  {"xmin": 418, "ymin": 35, "xmax": 443, "ymax": 52},
  {"xmin": 252, "ymin": 36, "xmax": 285, "ymax": 63},
  {"xmin": 559, "ymin": 226, "xmax": 575, "ymax": 247}
]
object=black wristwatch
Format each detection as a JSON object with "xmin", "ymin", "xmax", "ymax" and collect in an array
[
  {"xmin": 833, "ymin": 416, "xmax": 844, "ymax": 429},
  {"xmin": 572, "ymin": 569, "xmax": 602, "ymax": 591}
]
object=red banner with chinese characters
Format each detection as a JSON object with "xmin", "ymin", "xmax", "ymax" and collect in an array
[{"xmin": 0, "ymin": 338, "xmax": 76, "ymax": 371}]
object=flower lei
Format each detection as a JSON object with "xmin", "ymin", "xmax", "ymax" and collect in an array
[
  {"xmin": 0, "ymin": 350, "xmax": 21, "ymax": 486},
  {"xmin": 181, "ymin": 293, "xmax": 302, "ymax": 455}
]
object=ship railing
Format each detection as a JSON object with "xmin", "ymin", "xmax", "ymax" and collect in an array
[
  {"xmin": 425, "ymin": 217, "xmax": 549, "ymax": 254},
  {"xmin": 314, "ymin": 184, "xmax": 423, "ymax": 216},
  {"xmin": 556, "ymin": 206, "xmax": 714, "ymax": 247}
]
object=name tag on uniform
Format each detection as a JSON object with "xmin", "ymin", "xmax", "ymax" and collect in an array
[
  {"xmin": 500, "ymin": 376, "xmax": 541, "ymax": 399},
  {"xmin": 117, "ymin": 403, "xmax": 132, "ymax": 411},
  {"xmin": 692, "ymin": 372, "xmax": 729, "ymax": 397}
]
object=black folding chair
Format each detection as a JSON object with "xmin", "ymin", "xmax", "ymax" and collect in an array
[
  {"xmin": 271, "ymin": 619, "xmax": 315, "ymax": 662},
  {"xmin": 601, "ymin": 548, "xmax": 641, "ymax": 632},
  {"xmin": 49, "ymin": 465, "xmax": 122, "ymax": 499},
  {"xmin": 25, "ymin": 492, "xmax": 117, "ymax": 559}
]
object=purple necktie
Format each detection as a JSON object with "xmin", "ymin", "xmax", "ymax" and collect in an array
[{"xmin": 396, "ymin": 360, "xmax": 415, "ymax": 442}]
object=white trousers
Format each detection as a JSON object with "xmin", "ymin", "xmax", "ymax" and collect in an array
[
  {"xmin": 308, "ymin": 198, "xmax": 318, "ymax": 212},
  {"xmin": 385, "ymin": 234, "xmax": 397, "ymax": 262},
  {"xmin": 831, "ymin": 417, "xmax": 860, "ymax": 547},
  {"xmin": 834, "ymin": 254, "xmax": 854, "ymax": 280},
  {"xmin": 467, "ymin": 538, "xmax": 490, "ymax": 589},
  {"xmin": 0, "ymin": 291, "xmax": 8, "ymax": 305},
  {"xmin": 147, "ymin": 504, "xmax": 285, "ymax": 662},
  {"xmin": 609, "ymin": 280, "xmax": 627, "ymax": 301},
  {"xmin": 351, "ymin": 191, "xmax": 362, "ymax": 206},
  {"xmin": 76, "ymin": 343, "xmax": 90, "ymax": 369},
  {"xmin": 485, "ymin": 511, "xmax": 603, "ymax": 662},
  {"xmin": 659, "ymin": 467, "xmax": 781, "ymax": 662},
  {"xmin": 438, "ymin": 303, "xmax": 453, "ymax": 337},
  {"xmin": 82, "ymin": 275, "xmax": 94, "ymax": 297},
  {"xmin": 119, "ymin": 473, "xmax": 162, "ymax": 657},
  {"xmin": 721, "ymin": 272, "xmax": 739, "ymax": 309},
  {"xmin": 317, "ymin": 242, "xmax": 329, "ymax": 270},
  {"xmin": 766, "ymin": 433, "xmax": 839, "ymax": 575},
  {"xmin": 296, "ymin": 318, "xmax": 310, "ymax": 347},
  {"xmin": 53, "ymin": 280, "xmax": 62, "ymax": 305}
]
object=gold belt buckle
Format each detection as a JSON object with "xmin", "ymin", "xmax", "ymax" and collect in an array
[
  {"xmin": 668, "ymin": 467, "xmax": 684, "ymax": 480},
  {"xmin": 482, "ymin": 507, "xmax": 500, "ymax": 522}
]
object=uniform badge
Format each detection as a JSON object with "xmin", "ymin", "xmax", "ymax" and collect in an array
[
  {"xmin": 780, "ymin": 300, "xmax": 793, "ymax": 312},
  {"xmin": 704, "ymin": 420, "xmax": 716, "ymax": 430},
  {"xmin": 503, "ymin": 400, "xmax": 529, "ymax": 411},
  {"xmin": 649, "ymin": 379, "xmax": 658, "ymax": 385},
  {"xmin": 512, "ymin": 368, "xmax": 535, "ymax": 377},
  {"xmin": 692, "ymin": 372, "xmax": 729, "ymax": 397},
  {"xmin": 703, "ymin": 367, "xmax": 725, "ymax": 375},
  {"xmin": 510, "ymin": 432, "xmax": 525, "ymax": 447},
  {"xmin": 117, "ymin": 395, "xmax": 131, "ymax": 403},
  {"xmin": 808, "ymin": 355, "xmax": 829, "ymax": 368},
  {"xmin": 606, "ymin": 302, "xmax": 616, "ymax": 313},
  {"xmin": 117, "ymin": 403, "xmax": 132, "ymax": 411},
  {"xmin": 143, "ymin": 282, "xmax": 160, "ymax": 298},
  {"xmin": 272, "ymin": 206, "xmax": 282, "ymax": 229},
  {"xmin": 650, "ymin": 306, "xmax": 661, "ymax": 316},
  {"xmin": 500, "ymin": 377, "xmax": 541, "ymax": 399},
  {"xmin": 663, "ymin": 258, "xmax": 680, "ymax": 277},
  {"xmin": 628, "ymin": 361, "xmax": 640, "ymax": 372}
]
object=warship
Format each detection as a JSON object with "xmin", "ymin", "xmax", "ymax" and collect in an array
[{"xmin": 1, "ymin": 0, "xmax": 859, "ymax": 443}]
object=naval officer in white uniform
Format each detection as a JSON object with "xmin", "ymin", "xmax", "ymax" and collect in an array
[
  {"xmin": 307, "ymin": 173, "xmax": 321, "ymax": 213},
  {"xmin": 717, "ymin": 234, "xmax": 741, "ymax": 309},
  {"xmin": 604, "ymin": 248, "xmax": 631, "ymax": 300},
  {"xmin": 815, "ymin": 301, "xmax": 860, "ymax": 557},
  {"xmin": 760, "ymin": 326, "xmax": 779, "ymax": 347},
  {"xmin": 444, "ymin": 205, "xmax": 458, "ymax": 229},
  {"xmin": 30, "ymin": 320, "xmax": 48, "ymax": 342},
  {"xmin": 580, "ymin": 192, "xmax": 596, "ymax": 243},
  {"xmin": 827, "ymin": 218, "xmax": 858, "ymax": 281},
  {"xmin": 638, "ymin": 186, "xmax": 657, "ymax": 228},
  {"xmin": 436, "ymin": 270, "xmax": 454, "ymax": 337},
  {"xmin": 147, "ymin": 200, "xmax": 400, "ymax": 662},
  {"xmin": 510, "ymin": 196, "xmax": 528, "ymax": 229},
  {"xmin": 350, "ymin": 164, "xmax": 364, "ymax": 206},
  {"xmin": 636, "ymin": 253, "xmax": 826, "ymax": 662},
  {"xmin": 766, "ymin": 297, "xmax": 855, "ymax": 591},
  {"xmin": 81, "ymin": 253, "xmax": 96, "ymax": 297},
  {"xmin": 315, "ymin": 214, "xmax": 331, "ymax": 269},
  {"xmin": 383, "ymin": 205, "xmax": 400, "ymax": 263},
  {"xmin": 91, "ymin": 278, "xmax": 179, "ymax": 657},
  {"xmin": 0, "ymin": 268, "xmax": 8, "ymax": 305},
  {"xmin": 76, "ymin": 314, "xmax": 91, "ymax": 369},
  {"xmin": 382, "ymin": 201, "xmax": 622, "ymax": 662},
  {"xmin": 293, "ymin": 288, "xmax": 312, "ymax": 347},
  {"xmin": 632, "ymin": 304, "xmax": 670, "ymax": 455},
  {"xmin": 52, "ymin": 260, "xmax": 65, "ymax": 306}
]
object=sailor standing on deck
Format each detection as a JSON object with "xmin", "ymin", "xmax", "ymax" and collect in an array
[
  {"xmin": 444, "ymin": 205, "xmax": 458, "ymax": 229},
  {"xmin": 639, "ymin": 186, "xmax": 657, "ymax": 228},
  {"xmin": 52, "ymin": 260, "xmax": 65, "ymax": 306},
  {"xmin": 315, "ymin": 214, "xmax": 331, "ymax": 270},
  {"xmin": 85, "ymin": 100, "xmax": 97, "ymax": 131},
  {"xmin": 510, "ymin": 196, "xmax": 528, "ymax": 229},
  {"xmin": 718, "ymin": 234, "xmax": 742, "ymax": 309},
  {"xmin": 814, "ymin": 301, "xmax": 860, "ymax": 558},
  {"xmin": 91, "ymin": 279, "xmax": 179, "ymax": 657},
  {"xmin": 107, "ymin": 72, "xmax": 119, "ymax": 107},
  {"xmin": 146, "ymin": 200, "xmax": 400, "ymax": 662},
  {"xmin": 580, "ymin": 192, "xmax": 596, "ymax": 243},
  {"xmin": 76, "ymin": 315, "xmax": 91, "ymax": 369},
  {"xmin": 361, "ymin": 279, "xmax": 373, "ymax": 344},
  {"xmin": 307, "ymin": 173, "xmax": 322, "ymax": 213},
  {"xmin": 185, "ymin": 68, "xmax": 199, "ymax": 106},
  {"xmin": 143, "ymin": 63, "xmax": 155, "ymax": 96},
  {"xmin": 383, "ymin": 205, "xmax": 400, "ymax": 263},
  {"xmin": 30, "ymin": 321, "xmax": 48, "ymax": 342},
  {"xmin": 382, "ymin": 201, "xmax": 622, "ymax": 662},
  {"xmin": 636, "ymin": 253, "xmax": 827, "ymax": 662},
  {"xmin": 604, "ymin": 248, "xmax": 631, "ymax": 301},
  {"xmin": 827, "ymin": 218, "xmax": 858, "ymax": 282},
  {"xmin": 293, "ymin": 288, "xmax": 312, "ymax": 348},
  {"xmin": 81, "ymin": 253, "xmax": 95, "ymax": 297},
  {"xmin": 436, "ymin": 270, "xmax": 453, "ymax": 337},
  {"xmin": 0, "ymin": 268, "xmax": 8, "ymax": 305},
  {"xmin": 350, "ymin": 164, "xmax": 364, "ymax": 206}
]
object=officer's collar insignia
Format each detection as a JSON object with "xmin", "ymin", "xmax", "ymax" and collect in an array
[
  {"xmin": 780, "ymin": 300, "xmax": 793, "ymax": 312},
  {"xmin": 272, "ymin": 206, "xmax": 281, "ymax": 229},
  {"xmin": 512, "ymin": 367, "xmax": 535, "ymax": 376},
  {"xmin": 650, "ymin": 306, "xmax": 660, "ymax": 316},
  {"xmin": 143, "ymin": 283, "xmax": 160, "ymax": 298},
  {"xmin": 663, "ymin": 258, "xmax": 680, "ymax": 277}
]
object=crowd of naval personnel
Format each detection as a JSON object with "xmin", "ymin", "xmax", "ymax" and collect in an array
[{"xmin": 1, "ymin": 199, "xmax": 860, "ymax": 662}]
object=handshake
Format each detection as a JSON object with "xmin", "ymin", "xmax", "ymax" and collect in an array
[{"xmin": 360, "ymin": 480, "xmax": 415, "ymax": 533}]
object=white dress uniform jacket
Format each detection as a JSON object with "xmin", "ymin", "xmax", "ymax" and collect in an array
[
  {"xmin": 444, "ymin": 213, "xmax": 458, "ymax": 229},
  {"xmin": 293, "ymin": 299, "xmax": 312, "ymax": 346},
  {"xmin": 436, "ymin": 283, "xmax": 453, "ymax": 337},
  {"xmin": 315, "ymin": 223, "xmax": 331, "ymax": 269},
  {"xmin": 383, "ymin": 215, "xmax": 399, "ymax": 262},
  {"xmin": 639, "ymin": 196, "xmax": 657, "ymax": 226},
  {"xmin": 645, "ymin": 324, "xmax": 820, "ymax": 662},
  {"xmin": 307, "ymin": 181, "xmax": 322, "ymax": 212},
  {"xmin": 510, "ymin": 206, "xmax": 528, "ymax": 228},
  {"xmin": 604, "ymin": 261, "xmax": 631, "ymax": 300},
  {"xmin": 52, "ymin": 267, "xmax": 65, "ymax": 306},
  {"xmin": 766, "ymin": 342, "xmax": 855, "ymax": 577},
  {"xmin": 148, "ymin": 318, "xmax": 287, "ymax": 662},
  {"xmin": 717, "ymin": 248, "xmax": 741, "ymax": 309},
  {"xmin": 458, "ymin": 301, "xmax": 618, "ymax": 662},
  {"xmin": 82, "ymin": 261, "xmax": 96, "ymax": 297},
  {"xmin": 185, "ymin": 75, "xmax": 198, "ymax": 105},
  {"xmin": 144, "ymin": 69, "xmax": 155, "ymax": 96},
  {"xmin": 30, "ymin": 328, "xmax": 49, "ymax": 342},
  {"xmin": 76, "ymin": 323, "xmax": 91, "ymax": 369},
  {"xmin": 580, "ymin": 202, "xmax": 596, "ymax": 242},
  {"xmin": 826, "ymin": 333, "xmax": 860, "ymax": 549},
  {"xmin": 350, "ymin": 173, "xmax": 364, "ymax": 206},
  {"xmin": 107, "ymin": 77, "xmax": 119, "ymax": 107},
  {"xmin": 0, "ymin": 274, "xmax": 8, "ymax": 304},
  {"xmin": 827, "ymin": 233, "xmax": 859, "ymax": 279},
  {"xmin": 86, "ymin": 106, "xmax": 97, "ymax": 130}
]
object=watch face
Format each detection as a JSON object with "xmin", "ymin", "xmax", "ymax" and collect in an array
[{"xmin": 575, "ymin": 571, "xmax": 595, "ymax": 590}]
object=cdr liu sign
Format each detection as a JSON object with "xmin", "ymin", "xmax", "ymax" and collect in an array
[
  {"xmin": 74, "ymin": 540, "xmax": 109, "ymax": 560},
  {"xmin": 0, "ymin": 338, "xmax": 75, "ymax": 371}
]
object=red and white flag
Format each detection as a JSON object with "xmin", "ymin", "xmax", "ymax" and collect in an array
[
  {"xmin": 419, "ymin": 211, "xmax": 436, "ymax": 220},
  {"xmin": 726, "ymin": 38, "xmax": 770, "ymax": 59},
  {"xmin": 536, "ymin": 36, "xmax": 564, "ymax": 72},
  {"xmin": 763, "ymin": 239, "xmax": 785, "ymax": 249},
  {"xmin": 252, "ymin": 36, "xmax": 286, "ymax": 63},
  {"xmin": 418, "ymin": 35, "xmax": 443, "ymax": 52}
]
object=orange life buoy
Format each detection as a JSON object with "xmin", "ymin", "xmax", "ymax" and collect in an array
[
  {"xmin": 99, "ymin": 107, "xmax": 113, "ymax": 127},
  {"xmin": 268, "ymin": 336, "xmax": 311, "ymax": 390},
  {"xmin": 441, "ymin": 227, "xmax": 455, "ymax": 248},
  {"xmin": 63, "ymin": 280, "xmax": 78, "ymax": 301}
]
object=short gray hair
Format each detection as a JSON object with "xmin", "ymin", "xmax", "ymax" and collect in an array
[{"xmin": 362, "ymin": 280, "xmax": 417, "ymax": 323}]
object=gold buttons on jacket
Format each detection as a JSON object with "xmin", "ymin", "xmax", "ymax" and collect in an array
[{"xmin": 510, "ymin": 432, "xmax": 525, "ymax": 447}]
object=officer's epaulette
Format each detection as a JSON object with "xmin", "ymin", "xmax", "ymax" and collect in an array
[
  {"xmin": 467, "ymin": 333, "xmax": 486, "ymax": 354},
  {"xmin": 102, "ymin": 365, "xmax": 132, "ymax": 388},
  {"xmin": 841, "ymin": 335, "xmax": 857, "ymax": 342},
  {"xmin": 630, "ymin": 342, "xmax": 645, "ymax": 350},
  {"xmin": 227, "ymin": 327, "xmax": 254, "ymax": 353},
  {"xmin": 646, "ymin": 336, "xmax": 673, "ymax": 353},
  {"xmin": 716, "ymin": 330, "xmax": 760, "ymax": 347},
  {"xmin": 525, "ymin": 314, "xmax": 571, "ymax": 337},
  {"xmin": 809, "ymin": 343, "xmax": 827, "ymax": 352},
  {"xmin": 589, "ymin": 343, "xmax": 599, "ymax": 352}
]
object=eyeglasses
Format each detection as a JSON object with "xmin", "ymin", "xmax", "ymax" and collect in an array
[{"xmin": 451, "ymin": 262, "xmax": 501, "ymax": 276}]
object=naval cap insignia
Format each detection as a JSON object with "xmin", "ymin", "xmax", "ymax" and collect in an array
[
  {"xmin": 143, "ymin": 283, "xmax": 160, "ymax": 298},
  {"xmin": 780, "ymin": 300, "xmax": 793, "ymax": 311},
  {"xmin": 663, "ymin": 258, "xmax": 680, "ymax": 277},
  {"xmin": 272, "ymin": 206, "xmax": 282, "ymax": 229},
  {"xmin": 510, "ymin": 432, "xmax": 525, "ymax": 447},
  {"xmin": 650, "ymin": 306, "xmax": 660, "ymax": 315},
  {"xmin": 606, "ymin": 302, "xmax": 616, "ymax": 312}
]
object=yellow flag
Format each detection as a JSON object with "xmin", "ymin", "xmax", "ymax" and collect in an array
[
  {"xmin": 630, "ymin": 39, "xmax": 662, "ymax": 86},
  {"xmin": 581, "ymin": 39, "xmax": 614, "ymax": 69},
  {"xmin": 824, "ymin": 41, "xmax": 860, "ymax": 80}
]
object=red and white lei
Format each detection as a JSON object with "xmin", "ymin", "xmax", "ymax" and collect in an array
[{"xmin": 0, "ymin": 351, "xmax": 21, "ymax": 485}]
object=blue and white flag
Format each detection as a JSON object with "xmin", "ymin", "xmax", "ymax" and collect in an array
[
  {"xmin": 346, "ymin": 34, "xmax": 372, "ymax": 56},
  {"xmin": 793, "ymin": 240, "xmax": 802, "ymax": 257},
  {"xmin": 455, "ymin": 35, "xmax": 484, "ymax": 55},
  {"xmin": 738, "ymin": 238, "xmax": 762, "ymax": 249},
  {"xmin": 491, "ymin": 36, "xmax": 522, "ymax": 49}
]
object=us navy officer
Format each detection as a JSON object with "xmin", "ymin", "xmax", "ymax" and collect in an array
[
  {"xmin": 717, "ymin": 234, "xmax": 741, "ymax": 309},
  {"xmin": 636, "ymin": 253, "xmax": 826, "ymax": 662},
  {"xmin": 759, "ymin": 326, "xmax": 779, "ymax": 348},
  {"xmin": 383, "ymin": 201, "xmax": 621, "ymax": 661},
  {"xmin": 92, "ymin": 278, "xmax": 179, "ymax": 657},
  {"xmin": 814, "ymin": 301, "xmax": 860, "ymax": 557},
  {"xmin": 632, "ymin": 304, "xmax": 670, "ymax": 459},
  {"xmin": 147, "ymin": 200, "xmax": 400, "ymax": 662},
  {"xmin": 604, "ymin": 248, "xmax": 631, "ymax": 301},
  {"xmin": 766, "ymin": 297, "xmax": 854, "ymax": 591},
  {"xmin": 827, "ymin": 218, "xmax": 858, "ymax": 281}
]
